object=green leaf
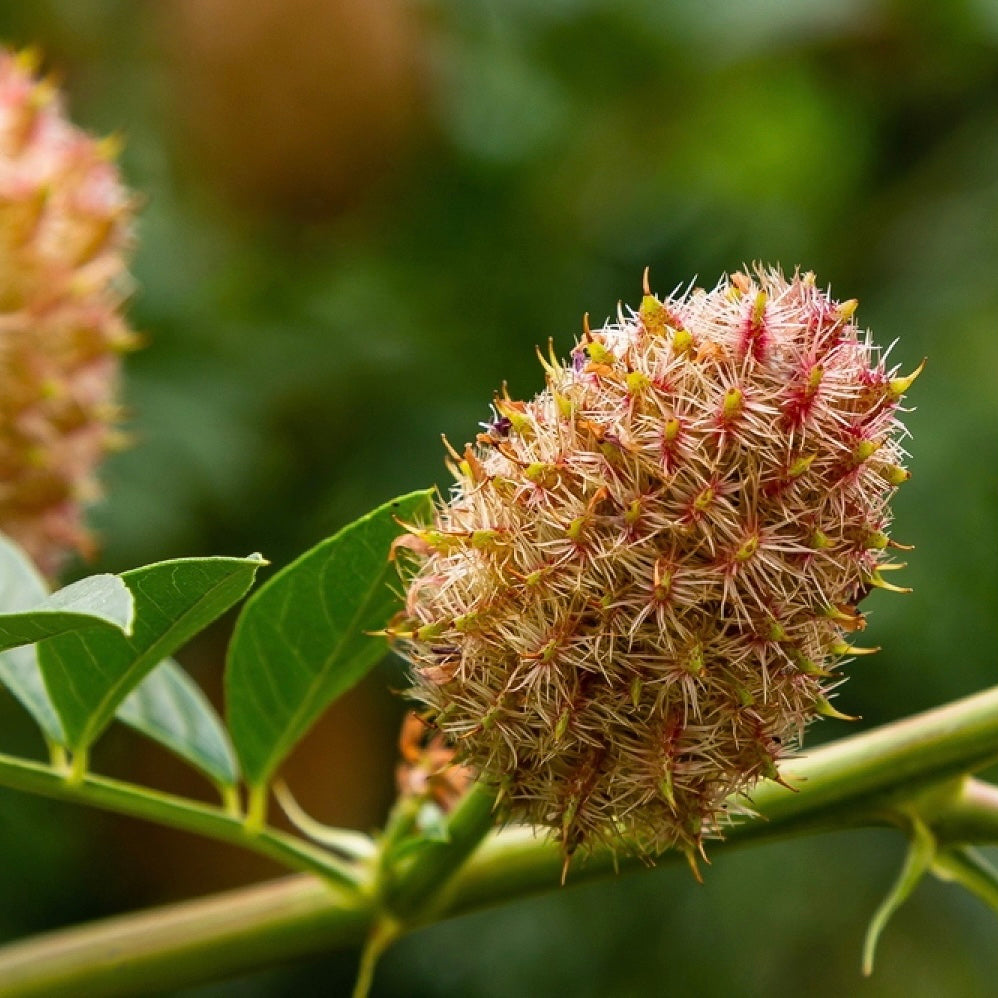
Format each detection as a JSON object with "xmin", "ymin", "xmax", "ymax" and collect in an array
[
  {"xmin": 117, "ymin": 659, "xmax": 240, "ymax": 788},
  {"xmin": 932, "ymin": 846, "xmax": 998, "ymax": 915},
  {"xmin": 0, "ymin": 534, "xmax": 63, "ymax": 743},
  {"xmin": 0, "ymin": 573, "xmax": 133, "ymax": 653},
  {"xmin": 0, "ymin": 644, "xmax": 63, "ymax": 745},
  {"xmin": 226, "ymin": 490, "xmax": 433, "ymax": 788},
  {"xmin": 862, "ymin": 815, "xmax": 936, "ymax": 976},
  {"xmin": 0, "ymin": 533, "xmax": 48, "ymax": 613},
  {"xmin": 39, "ymin": 555, "xmax": 265, "ymax": 754}
]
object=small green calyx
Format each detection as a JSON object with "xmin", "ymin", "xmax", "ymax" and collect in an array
[
  {"xmin": 750, "ymin": 291, "xmax": 767, "ymax": 328},
  {"xmin": 851, "ymin": 438, "xmax": 882, "ymax": 464},
  {"xmin": 809, "ymin": 528, "xmax": 833, "ymax": 549},
  {"xmin": 692, "ymin": 485, "xmax": 715, "ymax": 513},
  {"xmin": 879, "ymin": 464, "xmax": 911, "ymax": 487},
  {"xmin": 863, "ymin": 529, "xmax": 890, "ymax": 550},
  {"xmin": 721, "ymin": 387, "xmax": 744, "ymax": 422},
  {"xmin": 415, "ymin": 620, "xmax": 450, "ymax": 641},
  {"xmin": 470, "ymin": 529, "xmax": 502, "ymax": 550},
  {"xmin": 626, "ymin": 370, "xmax": 651, "ymax": 394},
  {"xmin": 793, "ymin": 650, "xmax": 832, "ymax": 677},
  {"xmin": 865, "ymin": 565, "xmax": 913, "ymax": 594},
  {"xmin": 788, "ymin": 453, "xmax": 817, "ymax": 478},
  {"xmin": 495, "ymin": 398, "xmax": 534, "ymax": 437},
  {"xmin": 639, "ymin": 294, "xmax": 667, "ymax": 336},
  {"xmin": 766, "ymin": 619, "xmax": 789, "ymax": 642},
  {"xmin": 624, "ymin": 497, "xmax": 643, "ymax": 528},
  {"xmin": 684, "ymin": 641, "xmax": 705, "ymax": 676},
  {"xmin": 672, "ymin": 327, "xmax": 694, "ymax": 355},
  {"xmin": 835, "ymin": 298, "xmax": 859, "ymax": 321},
  {"xmin": 887, "ymin": 357, "xmax": 927, "ymax": 400},
  {"xmin": 453, "ymin": 611, "xmax": 480, "ymax": 632},
  {"xmin": 555, "ymin": 708, "xmax": 571, "ymax": 741},
  {"xmin": 524, "ymin": 462, "xmax": 559, "ymax": 488},
  {"xmin": 814, "ymin": 696, "xmax": 859, "ymax": 721},
  {"xmin": 630, "ymin": 675, "xmax": 643, "ymax": 709},
  {"xmin": 831, "ymin": 640, "xmax": 880, "ymax": 657},
  {"xmin": 585, "ymin": 341, "xmax": 615, "ymax": 365}
]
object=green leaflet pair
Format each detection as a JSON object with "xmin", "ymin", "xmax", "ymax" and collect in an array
[{"xmin": 0, "ymin": 490, "xmax": 431, "ymax": 808}]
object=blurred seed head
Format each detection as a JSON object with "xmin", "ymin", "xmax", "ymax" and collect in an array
[
  {"xmin": 0, "ymin": 48, "xmax": 137, "ymax": 577},
  {"xmin": 393, "ymin": 266, "xmax": 920, "ymax": 868},
  {"xmin": 164, "ymin": 0, "xmax": 426, "ymax": 218}
]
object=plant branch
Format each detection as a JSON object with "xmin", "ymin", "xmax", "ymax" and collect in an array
[
  {"xmin": 383, "ymin": 779, "xmax": 500, "ymax": 922},
  {"xmin": 0, "ymin": 751, "xmax": 367, "ymax": 892},
  {"xmin": 931, "ymin": 846, "xmax": 998, "ymax": 913},
  {"xmin": 1, "ymin": 684, "xmax": 998, "ymax": 996},
  {"xmin": 0, "ymin": 877, "xmax": 372, "ymax": 998}
]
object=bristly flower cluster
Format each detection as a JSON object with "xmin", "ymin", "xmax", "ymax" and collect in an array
[
  {"xmin": 392, "ymin": 266, "xmax": 921, "ymax": 872},
  {"xmin": 0, "ymin": 48, "xmax": 137, "ymax": 576}
]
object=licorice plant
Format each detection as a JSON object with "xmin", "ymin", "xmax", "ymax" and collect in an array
[{"xmin": 0, "ymin": 45, "xmax": 995, "ymax": 998}]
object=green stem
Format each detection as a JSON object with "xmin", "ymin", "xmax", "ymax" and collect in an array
[
  {"xmin": 245, "ymin": 782, "xmax": 269, "ymax": 833},
  {"xmin": 0, "ymin": 751, "xmax": 365, "ymax": 891},
  {"xmin": 0, "ymin": 877, "xmax": 372, "ymax": 998},
  {"xmin": 861, "ymin": 814, "xmax": 936, "ymax": 976},
  {"xmin": 352, "ymin": 916, "xmax": 401, "ymax": 998},
  {"xmin": 932, "ymin": 846, "xmax": 998, "ymax": 912},
  {"xmin": 929, "ymin": 777, "xmax": 998, "ymax": 844},
  {"xmin": 67, "ymin": 748, "xmax": 88, "ymax": 786},
  {"xmin": 221, "ymin": 782, "xmax": 242, "ymax": 817},
  {"xmin": 46, "ymin": 741, "xmax": 68, "ymax": 771},
  {"xmin": 384, "ymin": 780, "xmax": 500, "ymax": 922},
  {"xmin": 1, "ymin": 684, "xmax": 998, "ymax": 996}
]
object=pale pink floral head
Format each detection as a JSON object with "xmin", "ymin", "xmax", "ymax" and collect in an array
[
  {"xmin": 393, "ymin": 266, "xmax": 921, "ymax": 872},
  {"xmin": 0, "ymin": 49, "xmax": 137, "ymax": 576}
]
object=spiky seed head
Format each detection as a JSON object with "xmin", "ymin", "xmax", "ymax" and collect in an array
[
  {"xmin": 393, "ymin": 266, "xmax": 919, "ymax": 865},
  {"xmin": 0, "ymin": 48, "xmax": 137, "ymax": 576}
]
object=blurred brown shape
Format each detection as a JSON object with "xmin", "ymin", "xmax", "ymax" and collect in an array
[
  {"xmin": 162, "ymin": 0, "xmax": 428, "ymax": 218},
  {"xmin": 396, "ymin": 711, "xmax": 473, "ymax": 813}
]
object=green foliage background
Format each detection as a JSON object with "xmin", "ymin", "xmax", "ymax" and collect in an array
[{"xmin": 0, "ymin": 1, "xmax": 996, "ymax": 994}]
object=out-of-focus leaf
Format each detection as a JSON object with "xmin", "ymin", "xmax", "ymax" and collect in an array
[
  {"xmin": 0, "ymin": 533, "xmax": 48, "ymax": 613},
  {"xmin": 226, "ymin": 490, "xmax": 433, "ymax": 789},
  {"xmin": 0, "ymin": 573, "xmax": 133, "ymax": 653},
  {"xmin": 39, "ymin": 555, "xmax": 265, "ymax": 754},
  {"xmin": 117, "ymin": 658, "xmax": 240, "ymax": 788},
  {"xmin": 0, "ymin": 534, "xmax": 63, "ymax": 743}
]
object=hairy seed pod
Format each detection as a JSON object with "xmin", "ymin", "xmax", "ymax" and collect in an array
[
  {"xmin": 393, "ymin": 267, "xmax": 920, "ymax": 868},
  {"xmin": 0, "ymin": 49, "xmax": 137, "ymax": 576}
]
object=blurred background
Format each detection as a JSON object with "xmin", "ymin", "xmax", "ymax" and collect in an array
[{"xmin": 0, "ymin": 0, "xmax": 996, "ymax": 994}]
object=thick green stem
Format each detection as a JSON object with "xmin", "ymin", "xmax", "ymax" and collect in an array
[
  {"xmin": 384, "ymin": 780, "xmax": 500, "ymax": 922},
  {"xmin": 352, "ymin": 916, "xmax": 401, "ymax": 998},
  {"xmin": 1, "ymin": 685, "xmax": 998, "ymax": 996},
  {"xmin": 0, "ymin": 878, "xmax": 371, "ymax": 998},
  {"xmin": 929, "ymin": 777, "xmax": 998, "ymax": 844},
  {"xmin": 0, "ymin": 751, "xmax": 365, "ymax": 891},
  {"xmin": 932, "ymin": 847, "xmax": 998, "ymax": 912}
]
